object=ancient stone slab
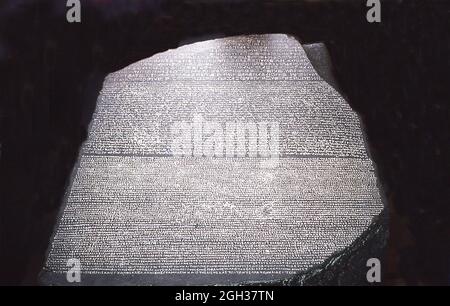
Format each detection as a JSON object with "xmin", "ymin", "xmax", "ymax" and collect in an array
[{"xmin": 42, "ymin": 34, "xmax": 383, "ymax": 285}]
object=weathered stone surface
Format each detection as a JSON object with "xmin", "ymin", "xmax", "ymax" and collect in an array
[{"xmin": 42, "ymin": 34, "xmax": 383, "ymax": 285}]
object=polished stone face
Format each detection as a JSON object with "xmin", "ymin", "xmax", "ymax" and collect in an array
[{"xmin": 43, "ymin": 34, "xmax": 383, "ymax": 285}]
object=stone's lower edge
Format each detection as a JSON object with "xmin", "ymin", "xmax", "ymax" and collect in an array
[
  {"xmin": 249, "ymin": 209, "xmax": 388, "ymax": 286},
  {"xmin": 38, "ymin": 271, "xmax": 293, "ymax": 286},
  {"xmin": 39, "ymin": 210, "xmax": 387, "ymax": 286}
]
